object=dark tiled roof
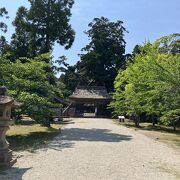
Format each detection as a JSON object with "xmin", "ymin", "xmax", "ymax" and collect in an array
[{"xmin": 69, "ymin": 86, "xmax": 111, "ymax": 100}]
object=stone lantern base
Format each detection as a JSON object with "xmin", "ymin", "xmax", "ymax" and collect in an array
[
  {"xmin": 0, "ymin": 86, "xmax": 17, "ymax": 170},
  {"xmin": 0, "ymin": 149, "xmax": 17, "ymax": 169},
  {"xmin": 0, "ymin": 120, "xmax": 17, "ymax": 170}
]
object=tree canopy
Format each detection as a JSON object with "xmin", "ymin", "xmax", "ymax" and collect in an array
[
  {"xmin": 0, "ymin": 7, "xmax": 8, "ymax": 33},
  {"xmin": 60, "ymin": 17, "xmax": 128, "ymax": 93},
  {"xmin": 110, "ymin": 34, "xmax": 180, "ymax": 128},
  {"xmin": 0, "ymin": 54, "xmax": 65, "ymax": 125},
  {"xmin": 1, "ymin": 0, "xmax": 75, "ymax": 60}
]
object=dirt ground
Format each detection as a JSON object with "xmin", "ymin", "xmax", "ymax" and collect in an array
[{"xmin": 1, "ymin": 118, "xmax": 180, "ymax": 180}]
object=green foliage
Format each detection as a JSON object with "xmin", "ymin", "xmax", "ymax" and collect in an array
[
  {"xmin": 0, "ymin": 7, "xmax": 9, "ymax": 33},
  {"xmin": 110, "ymin": 34, "xmax": 180, "ymax": 128},
  {"xmin": 160, "ymin": 109, "xmax": 180, "ymax": 131},
  {"xmin": 0, "ymin": 8, "xmax": 10, "ymax": 57},
  {"xmin": 10, "ymin": 6, "xmax": 32, "ymax": 59},
  {"xmin": 59, "ymin": 65, "xmax": 79, "ymax": 96},
  {"xmin": 0, "ymin": 2, "xmax": 73, "ymax": 124},
  {"xmin": 1, "ymin": 0, "xmax": 75, "ymax": 60},
  {"xmin": 0, "ymin": 54, "xmax": 64, "ymax": 125},
  {"xmin": 28, "ymin": 0, "xmax": 75, "ymax": 51},
  {"xmin": 79, "ymin": 17, "xmax": 127, "ymax": 92},
  {"xmin": 60, "ymin": 17, "xmax": 127, "ymax": 93},
  {"xmin": 17, "ymin": 92, "xmax": 53, "ymax": 125},
  {"xmin": 156, "ymin": 33, "xmax": 180, "ymax": 54}
]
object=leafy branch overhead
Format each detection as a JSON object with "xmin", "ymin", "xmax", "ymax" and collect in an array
[{"xmin": 0, "ymin": 7, "xmax": 9, "ymax": 33}]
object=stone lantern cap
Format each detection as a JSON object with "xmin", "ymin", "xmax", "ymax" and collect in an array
[
  {"xmin": 0, "ymin": 96, "xmax": 14, "ymax": 105},
  {"xmin": 0, "ymin": 87, "xmax": 14, "ymax": 105}
]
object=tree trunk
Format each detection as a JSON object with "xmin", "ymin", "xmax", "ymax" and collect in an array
[
  {"xmin": 173, "ymin": 122, "xmax": 176, "ymax": 131},
  {"xmin": 44, "ymin": 0, "xmax": 51, "ymax": 54},
  {"xmin": 134, "ymin": 114, "xmax": 140, "ymax": 127},
  {"xmin": 152, "ymin": 114, "xmax": 155, "ymax": 127}
]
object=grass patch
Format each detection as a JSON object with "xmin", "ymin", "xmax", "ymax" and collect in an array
[
  {"xmin": 7, "ymin": 124, "xmax": 62, "ymax": 152},
  {"xmin": 114, "ymin": 120, "xmax": 180, "ymax": 149},
  {"xmin": 158, "ymin": 164, "xmax": 180, "ymax": 179}
]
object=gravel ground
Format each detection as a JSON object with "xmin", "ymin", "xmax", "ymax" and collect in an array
[{"xmin": 1, "ymin": 118, "xmax": 180, "ymax": 180}]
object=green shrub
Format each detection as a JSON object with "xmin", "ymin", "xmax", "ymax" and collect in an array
[{"xmin": 160, "ymin": 109, "xmax": 180, "ymax": 131}]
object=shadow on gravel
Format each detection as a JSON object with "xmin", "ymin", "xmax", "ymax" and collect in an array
[
  {"xmin": 41, "ymin": 128, "xmax": 132, "ymax": 151},
  {"xmin": 60, "ymin": 128, "xmax": 132, "ymax": 142},
  {"xmin": 44, "ymin": 138, "xmax": 75, "ymax": 151},
  {"xmin": 0, "ymin": 167, "xmax": 32, "ymax": 180}
]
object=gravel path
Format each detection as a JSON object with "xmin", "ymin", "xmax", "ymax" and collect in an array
[{"xmin": 1, "ymin": 118, "xmax": 180, "ymax": 180}]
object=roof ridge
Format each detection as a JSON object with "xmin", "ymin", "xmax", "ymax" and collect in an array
[{"xmin": 69, "ymin": 86, "xmax": 111, "ymax": 100}]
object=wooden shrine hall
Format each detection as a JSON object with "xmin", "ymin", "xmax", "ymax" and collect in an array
[{"xmin": 68, "ymin": 86, "xmax": 111, "ymax": 118}]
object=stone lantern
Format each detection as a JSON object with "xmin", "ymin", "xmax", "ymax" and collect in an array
[{"xmin": 0, "ymin": 86, "xmax": 16, "ymax": 169}]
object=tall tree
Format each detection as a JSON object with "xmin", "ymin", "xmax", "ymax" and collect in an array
[
  {"xmin": 0, "ymin": 7, "xmax": 8, "ymax": 33},
  {"xmin": 0, "ymin": 7, "xmax": 9, "ymax": 56},
  {"xmin": 10, "ymin": 7, "xmax": 32, "ymax": 59},
  {"xmin": 110, "ymin": 34, "xmax": 180, "ymax": 128},
  {"xmin": 28, "ymin": 0, "xmax": 75, "ymax": 54},
  {"xmin": 9, "ymin": 0, "xmax": 75, "ymax": 59},
  {"xmin": 59, "ymin": 65, "xmax": 79, "ymax": 96},
  {"xmin": 76, "ymin": 17, "xmax": 127, "ymax": 92}
]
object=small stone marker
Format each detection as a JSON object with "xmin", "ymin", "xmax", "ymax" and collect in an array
[{"xmin": 0, "ymin": 86, "xmax": 17, "ymax": 169}]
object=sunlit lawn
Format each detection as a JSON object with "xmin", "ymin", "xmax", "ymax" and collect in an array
[
  {"xmin": 7, "ymin": 124, "xmax": 62, "ymax": 152},
  {"xmin": 115, "ymin": 120, "xmax": 180, "ymax": 150}
]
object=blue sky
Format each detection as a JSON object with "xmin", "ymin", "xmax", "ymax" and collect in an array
[{"xmin": 1, "ymin": 0, "xmax": 180, "ymax": 65}]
